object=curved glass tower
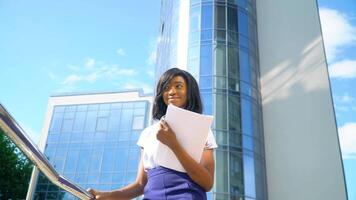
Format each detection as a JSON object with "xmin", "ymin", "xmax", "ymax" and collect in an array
[{"xmin": 155, "ymin": 0, "xmax": 267, "ymax": 199}]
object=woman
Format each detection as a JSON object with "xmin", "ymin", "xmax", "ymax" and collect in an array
[{"xmin": 88, "ymin": 68, "xmax": 217, "ymax": 200}]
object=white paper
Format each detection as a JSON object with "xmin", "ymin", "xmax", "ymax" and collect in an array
[{"xmin": 155, "ymin": 104, "xmax": 214, "ymax": 172}]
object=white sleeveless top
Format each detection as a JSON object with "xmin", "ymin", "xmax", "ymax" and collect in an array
[{"xmin": 137, "ymin": 122, "xmax": 218, "ymax": 170}]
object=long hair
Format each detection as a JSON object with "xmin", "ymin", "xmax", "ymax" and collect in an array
[{"xmin": 152, "ymin": 68, "xmax": 203, "ymax": 120}]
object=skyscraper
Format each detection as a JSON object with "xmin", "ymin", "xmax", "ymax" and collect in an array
[
  {"xmin": 155, "ymin": 0, "xmax": 347, "ymax": 200},
  {"xmin": 26, "ymin": 90, "xmax": 152, "ymax": 200}
]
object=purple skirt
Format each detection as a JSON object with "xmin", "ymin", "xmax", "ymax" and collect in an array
[{"xmin": 143, "ymin": 166, "xmax": 207, "ymax": 200}]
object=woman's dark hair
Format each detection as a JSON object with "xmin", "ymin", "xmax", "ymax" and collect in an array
[{"xmin": 152, "ymin": 68, "xmax": 203, "ymax": 120}]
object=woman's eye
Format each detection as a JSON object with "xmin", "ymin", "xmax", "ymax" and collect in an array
[{"xmin": 176, "ymin": 84, "xmax": 183, "ymax": 89}]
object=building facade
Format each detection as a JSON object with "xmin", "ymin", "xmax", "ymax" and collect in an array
[
  {"xmin": 156, "ymin": 0, "xmax": 267, "ymax": 199},
  {"xmin": 26, "ymin": 91, "xmax": 152, "ymax": 200},
  {"xmin": 155, "ymin": 0, "xmax": 347, "ymax": 200}
]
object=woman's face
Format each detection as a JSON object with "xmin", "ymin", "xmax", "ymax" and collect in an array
[{"xmin": 163, "ymin": 76, "xmax": 188, "ymax": 108}]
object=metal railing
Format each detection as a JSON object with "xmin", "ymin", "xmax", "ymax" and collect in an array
[{"xmin": 0, "ymin": 104, "xmax": 94, "ymax": 200}]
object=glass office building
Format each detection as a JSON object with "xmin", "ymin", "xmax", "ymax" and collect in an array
[
  {"xmin": 27, "ymin": 91, "xmax": 152, "ymax": 200},
  {"xmin": 155, "ymin": 0, "xmax": 267, "ymax": 199}
]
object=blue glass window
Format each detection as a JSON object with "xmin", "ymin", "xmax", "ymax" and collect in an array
[
  {"xmin": 111, "ymin": 103, "xmax": 122, "ymax": 110},
  {"xmin": 229, "ymin": 95, "xmax": 241, "ymax": 131},
  {"xmin": 200, "ymin": 76, "xmax": 212, "ymax": 89},
  {"xmin": 89, "ymin": 147, "xmax": 103, "ymax": 172},
  {"xmin": 227, "ymin": 6, "xmax": 238, "ymax": 32},
  {"xmin": 188, "ymin": 45, "xmax": 200, "ymax": 60},
  {"xmin": 114, "ymin": 148, "xmax": 129, "ymax": 171},
  {"xmin": 53, "ymin": 106, "xmax": 65, "ymax": 113},
  {"xmin": 241, "ymin": 98, "xmax": 253, "ymax": 135},
  {"xmin": 201, "ymin": 92, "xmax": 212, "ymax": 115},
  {"xmin": 239, "ymin": 49, "xmax": 250, "ymax": 83},
  {"xmin": 122, "ymin": 102, "xmax": 134, "ymax": 109},
  {"xmin": 215, "ymin": 93, "xmax": 227, "ymax": 130},
  {"xmin": 242, "ymin": 135, "xmax": 254, "ymax": 151},
  {"xmin": 134, "ymin": 101, "xmax": 146, "ymax": 109},
  {"xmin": 237, "ymin": 0, "xmax": 248, "ymax": 9},
  {"xmin": 102, "ymin": 148, "xmax": 115, "ymax": 172},
  {"xmin": 188, "ymin": 58, "xmax": 200, "ymax": 77},
  {"xmin": 77, "ymin": 149, "xmax": 90, "ymax": 172},
  {"xmin": 189, "ymin": 31, "xmax": 200, "ymax": 44},
  {"xmin": 61, "ymin": 119, "xmax": 74, "ymax": 132},
  {"xmin": 127, "ymin": 148, "xmax": 140, "ymax": 169},
  {"xmin": 84, "ymin": 111, "xmax": 97, "ymax": 132},
  {"xmin": 215, "ymin": 150, "xmax": 229, "ymax": 193},
  {"xmin": 214, "ymin": 76, "xmax": 227, "ymax": 89},
  {"xmin": 200, "ymin": 45, "xmax": 212, "ymax": 76},
  {"xmin": 228, "ymin": 46, "xmax": 238, "ymax": 79},
  {"xmin": 214, "ymin": 44, "xmax": 226, "ymax": 76},
  {"xmin": 243, "ymin": 154, "xmax": 256, "ymax": 198},
  {"xmin": 215, "ymin": 5, "xmax": 226, "ymax": 29},
  {"xmin": 201, "ymin": 30, "xmax": 212, "ymax": 41},
  {"xmin": 64, "ymin": 111, "xmax": 75, "ymax": 119},
  {"xmin": 201, "ymin": 4, "xmax": 213, "ymax": 29},
  {"xmin": 50, "ymin": 112, "xmax": 63, "ymax": 132},
  {"xmin": 73, "ymin": 111, "xmax": 86, "ymax": 132},
  {"xmin": 214, "ymin": 29, "xmax": 226, "ymax": 42},
  {"xmin": 132, "ymin": 116, "xmax": 144, "ymax": 130},
  {"xmin": 96, "ymin": 117, "xmax": 109, "ymax": 132},
  {"xmin": 120, "ymin": 109, "xmax": 133, "ymax": 131},
  {"xmin": 112, "ymin": 172, "xmax": 125, "ymax": 184},
  {"xmin": 238, "ymin": 9, "xmax": 248, "ymax": 36},
  {"xmin": 64, "ymin": 150, "xmax": 79, "ymax": 173},
  {"xmin": 190, "ymin": 5, "xmax": 201, "ymax": 32},
  {"xmin": 239, "ymin": 34, "xmax": 249, "ymax": 49}
]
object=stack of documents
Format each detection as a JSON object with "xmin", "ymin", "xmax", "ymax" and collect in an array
[{"xmin": 155, "ymin": 104, "xmax": 213, "ymax": 172}]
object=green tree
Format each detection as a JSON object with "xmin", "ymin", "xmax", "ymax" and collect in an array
[{"xmin": 0, "ymin": 128, "xmax": 33, "ymax": 200}]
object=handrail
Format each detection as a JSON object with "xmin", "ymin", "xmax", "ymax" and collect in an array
[{"xmin": 0, "ymin": 104, "xmax": 94, "ymax": 200}]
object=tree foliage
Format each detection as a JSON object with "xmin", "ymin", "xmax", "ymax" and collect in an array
[{"xmin": 0, "ymin": 128, "xmax": 33, "ymax": 200}]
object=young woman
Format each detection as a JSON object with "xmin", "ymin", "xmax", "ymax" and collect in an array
[{"xmin": 88, "ymin": 68, "xmax": 217, "ymax": 200}]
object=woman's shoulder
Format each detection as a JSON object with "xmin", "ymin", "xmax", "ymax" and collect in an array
[
  {"xmin": 137, "ymin": 121, "xmax": 159, "ymax": 147},
  {"xmin": 140, "ymin": 121, "xmax": 159, "ymax": 135}
]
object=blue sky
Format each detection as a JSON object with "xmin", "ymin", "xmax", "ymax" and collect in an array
[
  {"xmin": 0, "ymin": 0, "xmax": 160, "ymax": 141},
  {"xmin": 0, "ymin": 0, "xmax": 355, "ymax": 199},
  {"xmin": 318, "ymin": 1, "xmax": 356, "ymax": 199}
]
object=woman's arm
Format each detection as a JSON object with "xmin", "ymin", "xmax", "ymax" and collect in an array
[
  {"xmin": 88, "ymin": 150, "xmax": 147, "ymax": 200},
  {"xmin": 157, "ymin": 121, "xmax": 215, "ymax": 191}
]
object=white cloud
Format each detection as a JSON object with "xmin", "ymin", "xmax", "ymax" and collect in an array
[
  {"xmin": 116, "ymin": 48, "xmax": 126, "ymax": 56},
  {"xmin": 61, "ymin": 74, "xmax": 83, "ymax": 85},
  {"xmin": 329, "ymin": 60, "xmax": 356, "ymax": 79},
  {"xmin": 123, "ymin": 81, "xmax": 153, "ymax": 94},
  {"xmin": 108, "ymin": 67, "xmax": 136, "ymax": 76},
  {"xmin": 85, "ymin": 58, "xmax": 96, "ymax": 70},
  {"xmin": 61, "ymin": 73, "xmax": 98, "ymax": 85},
  {"xmin": 334, "ymin": 105, "xmax": 350, "ymax": 112},
  {"xmin": 340, "ymin": 93, "xmax": 355, "ymax": 103},
  {"xmin": 333, "ymin": 93, "xmax": 356, "ymax": 112},
  {"xmin": 60, "ymin": 65, "xmax": 137, "ymax": 86},
  {"xmin": 338, "ymin": 122, "xmax": 356, "ymax": 159},
  {"xmin": 319, "ymin": 8, "xmax": 356, "ymax": 62}
]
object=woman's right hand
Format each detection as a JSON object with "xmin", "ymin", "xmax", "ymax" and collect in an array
[{"xmin": 87, "ymin": 188, "xmax": 105, "ymax": 200}]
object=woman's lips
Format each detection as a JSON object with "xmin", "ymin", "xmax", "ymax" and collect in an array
[{"xmin": 168, "ymin": 97, "xmax": 180, "ymax": 101}]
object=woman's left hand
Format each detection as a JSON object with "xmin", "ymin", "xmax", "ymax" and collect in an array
[{"xmin": 156, "ymin": 119, "xmax": 179, "ymax": 150}]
